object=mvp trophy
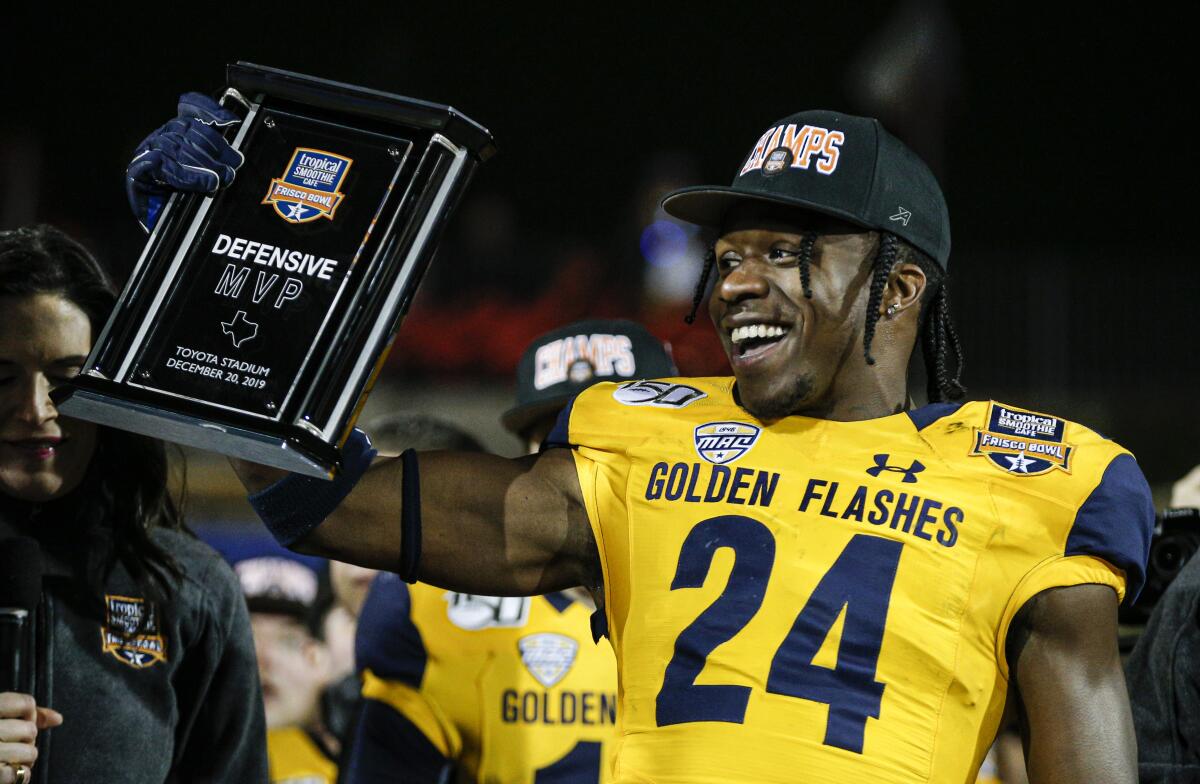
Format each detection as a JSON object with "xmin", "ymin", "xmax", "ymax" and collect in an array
[{"xmin": 56, "ymin": 63, "xmax": 495, "ymax": 477}]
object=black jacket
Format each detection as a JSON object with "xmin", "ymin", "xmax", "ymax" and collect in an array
[
  {"xmin": 1125, "ymin": 554, "xmax": 1200, "ymax": 784},
  {"xmin": 1, "ymin": 506, "xmax": 268, "ymax": 783}
]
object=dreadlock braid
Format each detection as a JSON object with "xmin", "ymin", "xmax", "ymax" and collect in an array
[
  {"xmin": 797, "ymin": 231, "xmax": 817, "ymax": 299},
  {"xmin": 684, "ymin": 247, "xmax": 715, "ymax": 324},
  {"xmin": 861, "ymin": 233, "xmax": 900, "ymax": 366},
  {"xmin": 919, "ymin": 280, "xmax": 966, "ymax": 402}
]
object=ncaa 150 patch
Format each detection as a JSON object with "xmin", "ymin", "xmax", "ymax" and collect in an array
[
  {"xmin": 262, "ymin": 147, "xmax": 353, "ymax": 223},
  {"xmin": 969, "ymin": 402, "xmax": 1075, "ymax": 476}
]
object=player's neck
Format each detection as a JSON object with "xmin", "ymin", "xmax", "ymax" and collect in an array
[{"xmin": 792, "ymin": 367, "xmax": 910, "ymax": 422}]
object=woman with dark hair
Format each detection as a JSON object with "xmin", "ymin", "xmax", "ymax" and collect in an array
[{"xmin": 0, "ymin": 225, "xmax": 267, "ymax": 783}]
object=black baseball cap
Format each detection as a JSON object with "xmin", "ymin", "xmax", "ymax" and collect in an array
[
  {"xmin": 502, "ymin": 319, "xmax": 677, "ymax": 435},
  {"xmin": 661, "ymin": 110, "xmax": 950, "ymax": 268}
]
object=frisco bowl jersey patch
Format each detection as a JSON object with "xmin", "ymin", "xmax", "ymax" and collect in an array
[
  {"xmin": 100, "ymin": 595, "xmax": 167, "ymax": 669},
  {"xmin": 694, "ymin": 421, "xmax": 762, "ymax": 464},
  {"xmin": 519, "ymin": 633, "xmax": 579, "ymax": 688},
  {"xmin": 969, "ymin": 402, "xmax": 1074, "ymax": 476},
  {"xmin": 263, "ymin": 147, "xmax": 352, "ymax": 223}
]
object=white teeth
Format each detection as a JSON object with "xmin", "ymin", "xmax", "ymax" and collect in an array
[{"xmin": 731, "ymin": 324, "xmax": 787, "ymax": 344}]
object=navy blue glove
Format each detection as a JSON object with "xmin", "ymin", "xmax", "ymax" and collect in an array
[{"xmin": 126, "ymin": 92, "xmax": 245, "ymax": 232}]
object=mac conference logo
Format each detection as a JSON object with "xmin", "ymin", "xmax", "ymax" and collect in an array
[
  {"xmin": 518, "ymin": 633, "xmax": 579, "ymax": 688},
  {"xmin": 694, "ymin": 421, "xmax": 762, "ymax": 465}
]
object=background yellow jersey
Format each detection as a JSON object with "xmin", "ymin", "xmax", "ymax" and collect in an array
[
  {"xmin": 348, "ymin": 574, "xmax": 620, "ymax": 783},
  {"xmin": 546, "ymin": 377, "xmax": 1153, "ymax": 784},
  {"xmin": 267, "ymin": 726, "xmax": 337, "ymax": 784}
]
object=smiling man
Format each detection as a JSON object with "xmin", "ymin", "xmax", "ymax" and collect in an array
[{"xmin": 130, "ymin": 101, "xmax": 1155, "ymax": 784}]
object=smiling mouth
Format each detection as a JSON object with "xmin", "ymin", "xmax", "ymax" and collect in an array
[{"xmin": 729, "ymin": 323, "xmax": 791, "ymax": 358}]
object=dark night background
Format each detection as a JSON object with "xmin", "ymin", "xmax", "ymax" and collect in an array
[{"xmin": 2, "ymin": 4, "xmax": 1195, "ymax": 489}]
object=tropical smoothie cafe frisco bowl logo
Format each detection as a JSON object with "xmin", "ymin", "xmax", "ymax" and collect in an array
[
  {"xmin": 263, "ymin": 147, "xmax": 353, "ymax": 223},
  {"xmin": 969, "ymin": 403, "xmax": 1075, "ymax": 476},
  {"xmin": 101, "ymin": 595, "xmax": 167, "ymax": 669}
]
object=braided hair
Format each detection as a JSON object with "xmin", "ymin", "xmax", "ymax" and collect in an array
[{"xmin": 685, "ymin": 230, "xmax": 965, "ymax": 403}]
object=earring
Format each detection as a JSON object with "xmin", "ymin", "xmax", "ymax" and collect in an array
[{"xmin": 885, "ymin": 303, "xmax": 899, "ymax": 318}]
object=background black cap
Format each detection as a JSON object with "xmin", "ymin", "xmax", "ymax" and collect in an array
[
  {"xmin": 661, "ymin": 109, "xmax": 951, "ymax": 268},
  {"xmin": 502, "ymin": 319, "xmax": 677, "ymax": 435}
]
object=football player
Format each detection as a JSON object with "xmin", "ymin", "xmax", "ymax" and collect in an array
[
  {"xmin": 347, "ymin": 321, "xmax": 676, "ymax": 783},
  {"xmin": 131, "ymin": 99, "xmax": 1153, "ymax": 784}
]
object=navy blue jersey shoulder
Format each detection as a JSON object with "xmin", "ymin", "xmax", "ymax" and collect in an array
[
  {"xmin": 541, "ymin": 396, "xmax": 577, "ymax": 451},
  {"xmin": 355, "ymin": 573, "xmax": 427, "ymax": 687},
  {"xmin": 543, "ymin": 591, "xmax": 574, "ymax": 613},
  {"xmin": 1065, "ymin": 453, "xmax": 1155, "ymax": 602},
  {"xmin": 906, "ymin": 401, "xmax": 966, "ymax": 431}
]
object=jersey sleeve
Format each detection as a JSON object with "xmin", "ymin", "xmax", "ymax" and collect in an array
[
  {"xmin": 354, "ymin": 573, "xmax": 462, "ymax": 761},
  {"xmin": 540, "ymin": 396, "xmax": 577, "ymax": 451},
  {"xmin": 997, "ymin": 452, "xmax": 1155, "ymax": 676},
  {"xmin": 343, "ymin": 699, "xmax": 454, "ymax": 784}
]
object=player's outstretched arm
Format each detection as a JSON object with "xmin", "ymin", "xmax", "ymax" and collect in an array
[
  {"xmin": 231, "ymin": 445, "xmax": 596, "ymax": 597},
  {"xmin": 1007, "ymin": 583, "xmax": 1137, "ymax": 784}
]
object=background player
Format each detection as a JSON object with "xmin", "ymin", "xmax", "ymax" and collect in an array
[
  {"xmin": 348, "ymin": 320, "xmax": 676, "ymax": 783},
  {"xmin": 131, "ymin": 103, "xmax": 1154, "ymax": 783},
  {"xmin": 238, "ymin": 556, "xmax": 339, "ymax": 784}
]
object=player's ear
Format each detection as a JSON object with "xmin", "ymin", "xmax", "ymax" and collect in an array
[{"xmin": 881, "ymin": 262, "xmax": 926, "ymax": 318}]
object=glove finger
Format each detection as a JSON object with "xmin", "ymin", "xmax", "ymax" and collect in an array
[
  {"xmin": 130, "ymin": 116, "xmax": 188, "ymax": 159},
  {"xmin": 177, "ymin": 146, "xmax": 236, "ymax": 189},
  {"xmin": 147, "ymin": 133, "xmax": 232, "ymax": 189},
  {"xmin": 158, "ymin": 155, "xmax": 221, "ymax": 193},
  {"xmin": 126, "ymin": 148, "xmax": 168, "ymax": 186},
  {"xmin": 177, "ymin": 91, "xmax": 240, "ymax": 128},
  {"xmin": 182, "ymin": 120, "xmax": 245, "ymax": 173}
]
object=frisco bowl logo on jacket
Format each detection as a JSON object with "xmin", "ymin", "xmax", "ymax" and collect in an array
[
  {"xmin": 100, "ymin": 595, "xmax": 167, "ymax": 669},
  {"xmin": 262, "ymin": 147, "xmax": 353, "ymax": 223}
]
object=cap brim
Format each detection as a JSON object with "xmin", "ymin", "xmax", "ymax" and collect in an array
[
  {"xmin": 501, "ymin": 396, "xmax": 573, "ymax": 437},
  {"xmin": 661, "ymin": 186, "xmax": 873, "ymax": 231}
]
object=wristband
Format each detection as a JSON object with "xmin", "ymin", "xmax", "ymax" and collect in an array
[
  {"xmin": 248, "ymin": 428, "xmax": 376, "ymax": 547},
  {"xmin": 398, "ymin": 448, "xmax": 422, "ymax": 583}
]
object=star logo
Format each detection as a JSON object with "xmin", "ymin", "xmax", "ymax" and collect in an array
[
  {"xmin": 221, "ymin": 310, "xmax": 259, "ymax": 348},
  {"xmin": 889, "ymin": 206, "xmax": 912, "ymax": 226},
  {"xmin": 1003, "ymin": 452, "xmax": 1036, "ymax": 473},
  {"xmin": 285, "ymin": 202, "xmax": 308, "ymax": 221}
]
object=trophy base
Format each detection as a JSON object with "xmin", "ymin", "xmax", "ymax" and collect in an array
[{"xmin": 57, "ymin": 388, "xmax": 338, "ymax": 479}]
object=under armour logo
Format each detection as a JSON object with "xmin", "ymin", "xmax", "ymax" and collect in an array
[
  {"xmin": 889, "ymin": 206, "xmax": 912, "ymax": 226},
  {"xmin": 865, "ymin": 453, "xmax": 925, "ymax": 483}
]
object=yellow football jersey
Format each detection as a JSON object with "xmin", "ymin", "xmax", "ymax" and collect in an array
[
  {"xmin": 353, "ymin": 576, "xmax": 620, "ymax": 783},
  {"xmin": 267, "ymin": 726, "xmax": 337, "ymax": 784},
  {"xmin": 546, "ymin": 377, "xmax": 1153, "ymax": 784}
]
